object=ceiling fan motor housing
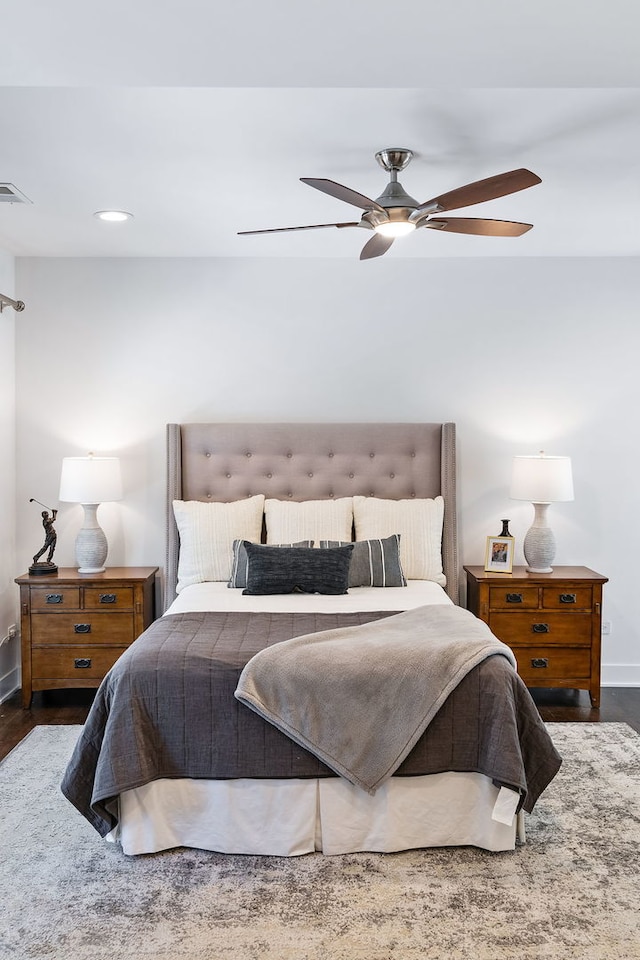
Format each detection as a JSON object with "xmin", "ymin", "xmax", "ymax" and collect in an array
[
  {"xmin": 374, "ymin": 179, "xmax": 419, "ymax": 210},
  {"xmin": 373, "ymin": 150, "xmax": 420, "ymax": 227},
  {"xmin": 368, "ymin": 175, "xmax": 420, "ymax": 231}
]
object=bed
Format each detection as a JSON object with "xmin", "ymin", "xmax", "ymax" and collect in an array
[{"xmin": 61, "ymin": 421, "xmax": 561, "ymax": 856}]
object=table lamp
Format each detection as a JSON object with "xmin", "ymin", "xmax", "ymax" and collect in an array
[
  {"xmin": 59, "ymin": 455, "xmax": 123, "ymax": 573},
  {"xmin": 510, "ymin": 452, "xmax": 574, "ymax": 573}
]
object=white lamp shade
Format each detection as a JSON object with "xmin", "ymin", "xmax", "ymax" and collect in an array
[
  {"xmin": 59, "ymin": 456, "xmax": 123, "ymax": 504},
  {"xmin": 510, "ymin": 454, "xmax": 574, "ymax": 504}
]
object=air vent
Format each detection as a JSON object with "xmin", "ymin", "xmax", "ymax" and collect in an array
[{"xmin": 0, "ymin": 183, "xmax": 32, "ymax": 204}]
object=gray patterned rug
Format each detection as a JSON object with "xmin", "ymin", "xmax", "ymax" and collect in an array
[{"xmin": 1, "ymin": 722, "xmax": 639, "ymax": 960}]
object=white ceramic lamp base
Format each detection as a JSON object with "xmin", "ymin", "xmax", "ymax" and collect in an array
[
  {"xmin": 75, "ymin": 503, "xmax": 109, "ymax": 574},
  {"xmin": 523, "ymin": 502, "xmax": 556, "ymax": 574}
]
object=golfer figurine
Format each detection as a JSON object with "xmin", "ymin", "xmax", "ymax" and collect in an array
[{"xmin": 29, "ymin": 499, "xmax": 59, "ymax": 575}]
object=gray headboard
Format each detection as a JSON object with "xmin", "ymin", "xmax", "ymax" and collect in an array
[{"xmin": 165, "ymin": 422, "xmax": 459, "ymax": 609}]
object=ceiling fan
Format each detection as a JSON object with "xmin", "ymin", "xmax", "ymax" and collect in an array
[{"xmin": 238, "ymin": 148, "xmax": 541, "ymax": 260}]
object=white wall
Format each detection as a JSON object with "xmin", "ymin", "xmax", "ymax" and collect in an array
[
  {"xmin": 14, "ymin": 254, "xmax": 640, "ymax": 687},
  {"xmin": 0, "ymin": 250, "xmax": 17, "ymax": 701}
]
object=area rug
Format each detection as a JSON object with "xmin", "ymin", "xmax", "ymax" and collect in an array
[{"xmin": 1, "ymin": 723, "xmax": 639, "ymax": 960}]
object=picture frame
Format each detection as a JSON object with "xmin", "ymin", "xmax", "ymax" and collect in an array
[{"xmin": 484, "ymin": 535, "xmax": 514, "ymax": 574}]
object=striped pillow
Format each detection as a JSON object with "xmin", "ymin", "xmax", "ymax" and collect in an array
[
  {"xmin": 228, "ymin": 539, "xmax": 314, "ymax": 588},
  {"xmin": 353, "ymin": 496, "xmax": 445, "ymax": 585},
  {"xmin": 319, "ymin": 534, "xmax": 407, "ymax": 588}
]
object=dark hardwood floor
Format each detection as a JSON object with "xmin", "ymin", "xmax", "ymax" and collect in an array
[
  {"xmin": 0, "ymin": 688, "xmax": 97, "ymax": 761},
  {"xmin": 2, "ymin": 685, "xmax": 640, "ymax": 763},
  {"xmin": 531, "ymin": 686, "xmax": 640, "ymax": 733}
]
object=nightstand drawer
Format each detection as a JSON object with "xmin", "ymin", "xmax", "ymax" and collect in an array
[
  {"xmin": 489, "ymin": 586, "xmax": 539, "ymax": 609},
  {"xmin": 490, "ymin": 612, "xmax": 592, "ymax": 646},
  {"xmin": 541, "ymin": 586, "xmax": 592, "ymax": 610},
  {"xmin": 84, "ymin": 587, "xmax": 134, "ymax": 610},
  {"xmin": 31, "ymin": 646, "xmax": 128, "ymax": 679},
  {"xmin": 31, "ymin": 613, "xmax": 135, "ymax": 645},
  {"xmin": 30, "ymin": 587, "xmax": 81, "ymax": 610},
  {"xmin": 515, "ymin": 646, "xmax": 591, "ymax": 683}
]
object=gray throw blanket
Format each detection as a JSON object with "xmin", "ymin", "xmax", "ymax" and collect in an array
[{"xmin": 235, "ymin": 604, "xmax": 517, "ymax": 795}]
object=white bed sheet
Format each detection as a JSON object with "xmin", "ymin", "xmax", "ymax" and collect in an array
[
  {"xmin": 113, "ymin": 579, "xmax": 522, "ymax": 856},
  {"xmin": 166, "ymin": 578, "xmax": 453, "ymax": 615}
]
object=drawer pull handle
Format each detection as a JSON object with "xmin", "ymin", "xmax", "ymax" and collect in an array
[
  {"xmin": 506, "ymin": 593, "xmax": 523, "ymax": 604},
  {"xmin": 74, "ymin": 658, "xmax": 92, "ymax": 669},
  {"xmin": 46, "ymin": 594, "xmax": 63, "ymax": 604},
  {"xmin": 74, "ymin": 623, "xmax": 91, "ymax": 634},
  {"xmin": 532, "ymin": 623, "xmax": 550, "ymax": 634},
  {"xmin": 559, "ymin": 593, "xmax": 577, "ymax": 604},
  {"xmin": 531, "ymin": 657, "xmax": 549, "ymax": 669},
  {"xmin": 99, "ymin": 593, "xmax": 117, "ymax": 604}
]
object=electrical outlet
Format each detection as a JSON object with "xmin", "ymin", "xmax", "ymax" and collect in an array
[
  {"xmin": 602, "ymin": 621, "xmax": 611, "ymax": 635},
  {"xmin": 0, "ymin": 624, "xmax": 17, "ymax": 646}
]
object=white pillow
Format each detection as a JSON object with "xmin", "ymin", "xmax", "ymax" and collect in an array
[
  {"xmin": 352, "ymin": 495, "xmax": 446, "ymax": 585},
  {"xmin": 265, "ymin": 497, "xmax": 353, "ymax": 544},
  {"xmin": 173, "ymin": 495, "xmax": 265, "ymax": 592}
]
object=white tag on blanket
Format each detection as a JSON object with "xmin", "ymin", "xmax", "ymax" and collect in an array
[{"xmin": 492, "ymin": 786, "xmax": 520, "ymax": 825}]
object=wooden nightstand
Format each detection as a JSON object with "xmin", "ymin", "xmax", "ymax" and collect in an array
[
  {"xmin": 15, "ymin": 566, "xmax": 158, "ymax": 709},
  {"xmin": 464, "ymin": 565, "xmax": 608, "ymax": 707}
]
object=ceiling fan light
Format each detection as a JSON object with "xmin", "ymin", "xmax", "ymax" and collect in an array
[{"xmin": 375, "ymin": 220, "xmax": 416, "ymax": 238}]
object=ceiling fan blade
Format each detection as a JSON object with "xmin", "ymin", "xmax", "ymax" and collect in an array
[
  {"xmin": 301, "ymin": 178, "xmax": 386, "ymax": 213},
  {"xmin": 424, "ymin": 218, "xmax": 533, "ymax": 237},
  {"xmin": 360, "ymin": 234, "xmax": 394, "ymax": 260},
  {"xmin": 238, "ymin": 222, "xmax": 359, "ymax": 235},
  {"xmin": 415, "ymin": 168, "xmax": 541, "ymax": 215}
]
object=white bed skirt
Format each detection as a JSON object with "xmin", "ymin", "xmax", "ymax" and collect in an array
[{"xmin": 109, "ymin": 772, "xmax": 523, "ymax": 856}]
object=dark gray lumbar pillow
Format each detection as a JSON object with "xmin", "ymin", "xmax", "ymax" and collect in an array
[
  {"xmin": 228, "ymin": 539, "xmax": 314, "ymax": 588},
  {"xmin": 242, "ymin": 542, "xmax": 354, "ymax": 595},
  {"xmin": 319, "ymin": 534, "xmax": 407, "ymax": 587}
]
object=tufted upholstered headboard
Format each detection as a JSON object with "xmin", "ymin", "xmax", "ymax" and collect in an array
[{"xmin": 165, "ymin": 422, "xmax": 459, "ymax": 609}]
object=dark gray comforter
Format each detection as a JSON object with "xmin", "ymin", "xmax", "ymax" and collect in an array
[{"xmin": 61, "ymin": 609, "xmax": 562, "ymax": 837}]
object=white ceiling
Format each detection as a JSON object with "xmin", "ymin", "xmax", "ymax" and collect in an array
[{"xmin": 0, "ymin": 0, "xmax": 639, "ymax": 260}]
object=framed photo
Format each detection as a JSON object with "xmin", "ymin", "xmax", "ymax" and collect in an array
[{"xmin": 484, "ymin": 535, "xmax": 514, "ymax": 574}]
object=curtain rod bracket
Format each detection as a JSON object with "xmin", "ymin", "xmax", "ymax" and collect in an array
[{"xmin": 0, "ymin": 294, "xmax": 25, "ymax": 313}]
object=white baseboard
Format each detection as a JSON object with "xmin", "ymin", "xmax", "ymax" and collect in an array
[
  {"xmin": 601, "ymin": 664, "xmax": 640, "ymax": 688},
  {"xmin": 0, "ymin": 666, "xmax": 20, "ymax": 704}
]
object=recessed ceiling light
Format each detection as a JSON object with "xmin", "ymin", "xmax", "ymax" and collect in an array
[{"xmin": 93, "ymin": 210, "xmax": 134, "ymax": 222}]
